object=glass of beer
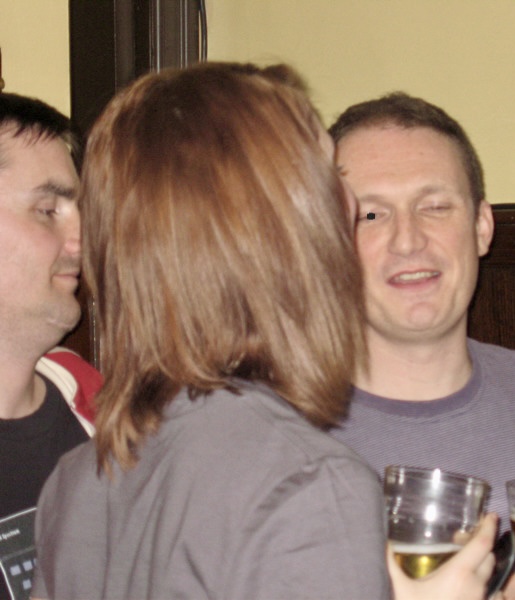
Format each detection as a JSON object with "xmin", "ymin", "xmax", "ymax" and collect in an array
[{"xmin": 384, "ymin": 466, "xmax": 490, "ymax": 579}]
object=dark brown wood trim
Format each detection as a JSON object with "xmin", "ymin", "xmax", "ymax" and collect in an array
[
  {"xmin": 469, "ymin": 204, "xmax": 515, "ymax": 349},
  {"xmin": 64, "ymin": 0, "xmax": 201, "ymax": 366}
]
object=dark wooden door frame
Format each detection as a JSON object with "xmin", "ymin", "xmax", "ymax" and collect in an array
[
  {"xmin": 69, "ymin": 0, "xmax": 201, "ymax": 138},
  {"xmin": 64, "ymin": 0, "xmax": 202, "ymax": 366}
]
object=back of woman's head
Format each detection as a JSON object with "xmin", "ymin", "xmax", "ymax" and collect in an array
[{"xmin": 81, "ymin": 62, "xmax": 365, "ymax": 471}]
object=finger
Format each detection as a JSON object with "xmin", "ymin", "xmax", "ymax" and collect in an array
[
  {"xmin": 475, "ymin": 550, "xmax": 495, "ymax": 583},
  {"xmin": 445, "ymin": 513, "xmax": 497, "ymax": 572}
]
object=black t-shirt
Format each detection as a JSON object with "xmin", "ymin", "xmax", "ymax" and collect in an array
[{"xmin": 0, "ymin": 375, "xmax": 89, "ymax": 599}]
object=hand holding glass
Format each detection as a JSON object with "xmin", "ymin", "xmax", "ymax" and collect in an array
[{"xmin": 384, "ymin": 466, "xmax": 490, "ymax": 579}]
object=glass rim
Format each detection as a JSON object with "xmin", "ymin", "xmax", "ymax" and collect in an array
[{"xmin": 384, "ymin": 465, "xmax": 491, "ymax": 491}]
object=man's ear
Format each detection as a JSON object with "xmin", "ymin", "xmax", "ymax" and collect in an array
[{"xmin": 476, "ymin": 200, "xmax": 494, "ymax": 258}]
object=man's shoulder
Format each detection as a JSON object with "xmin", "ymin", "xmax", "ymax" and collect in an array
[
  {"xmin": 42, "ymin": 347, "xmax": 102, "ymax": 391},
  {"xmin": 44, "ymin": 347, "xmax": 100, "ymax": 376},
  {"xmin": 38, "ymin": 347, "xmax": 102, "ymax": 425},
  {"xmin": 469, "ymin": 338, "xmax": 515, "ymax": 365},
  {"xmin": 469, "ymin": 338, "xmax": 515, "ymax": 393}
]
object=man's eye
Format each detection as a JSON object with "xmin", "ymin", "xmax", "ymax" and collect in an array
[
  {"xmin": 37, "ymin": 208, "xmax": 58, "ymax": 217},
  {"xmin": 422, "ymin": 204, "xmax": 451, "ymax": 213}
]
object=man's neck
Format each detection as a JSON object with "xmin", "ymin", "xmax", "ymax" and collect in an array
[
  {"xmin": 356, "ymin": 330, "xmax": 473, "ymax": 401},
  {"xmin": 0, "ymin": 352, "xmax": 46, "ymax": 419}
]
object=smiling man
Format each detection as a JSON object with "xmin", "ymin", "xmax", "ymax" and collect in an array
[
  {"xmin": 328, "ymin": 93, "xmax": 515, "ymax": 544},
  {"xmin": 0, "ymin": 93, "xmax": 101, "ymax": 600}
]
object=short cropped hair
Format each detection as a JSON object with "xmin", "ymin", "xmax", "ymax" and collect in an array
[
  {"xmin": 81, "ymin": 62, "xmax": 366, "ymax": 472},
  {"xmin": 0, "ymin": 92, "xmax": 77, "ymax": 166},
  {"xmin": 329, "ymin": 92, "xmax": 485, "ymax": 210}
]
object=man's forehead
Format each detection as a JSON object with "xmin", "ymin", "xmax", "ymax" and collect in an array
[
  {"xmin": 339, "ymin": 124, "xmax": 470, "ymax": 168},
  {"xmin": 0, "ymin": 126, "xmax": 38, "ymax": 166},
  {"xmin": 336, "ymin": 125, "xmax": 467, "ymax": 178},
  {"xmin": 0, "ymin": 123, "xmax": 63, "ymax": 153},
  {"xmin": 0, "ymin": 126, "xmax": 18, "ymax": 168},
  {"xmin": 0, "ymin": 126, "xmax": 72, "ymax": 164},
  {"xmin": 335, "ymin": 124, "xmax": 478, "ymax": 209},
  {"xmin": 0, "ymin": 126, "xmax": 79, "ymax": 200}
]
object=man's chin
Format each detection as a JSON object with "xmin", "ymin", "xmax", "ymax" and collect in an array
[
  {"xmin": 368, "ymin": 302, "xmax": 445, "ymax": 335},
  {"xmin": 46, "ymin": 304, "xmax": 82, "ymax": 338}
]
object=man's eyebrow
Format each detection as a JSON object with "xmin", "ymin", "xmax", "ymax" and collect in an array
[
  {"xmin": 416, "ymin": 184, "xmax": 449, "ymax": 197},
  {"xmin": 355, "ymin": 193, "xmax": 387, "ymax": 204},
  {"xmin": 34, "ymin": 180, "xmax": 77, "ymax": 200},
  {"xmin": 358, "ymin": 184, "xmax": 450, "ymax": 204}
]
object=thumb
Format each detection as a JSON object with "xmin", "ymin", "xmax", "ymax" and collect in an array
[{"xmin": 440, "ymin": 513, "xmax": 497, "ymax": 576}]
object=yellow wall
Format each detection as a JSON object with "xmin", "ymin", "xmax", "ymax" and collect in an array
[
  {"xmin": 207, "ymin": 0, "xmax": 515, "ymax": 204},
  {"xmin": 0, "ymin": 0, "xmax": 70, "ymax": 115},
  {"xmin": 2, "ymin": 1, "xmax": 515, "ymax": 203}
]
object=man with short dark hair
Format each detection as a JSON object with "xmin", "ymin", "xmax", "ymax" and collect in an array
[
  {"xmin": 329, "ymin": 92, "xmax": 515, "ymax": 592},
  {"xmin": 0, "ymin": 92, "xmax": 101, "ymax": 600}
]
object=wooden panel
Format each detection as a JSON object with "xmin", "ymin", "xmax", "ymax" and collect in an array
[
  {"xmin": 69, "ymin": 0, "xmax": 201, "ymax": 137},
  {"xmin": 63, "ymin": 0, "xmax": 200, "ymax": 367},
  {"xmin": 60, "ymin": 286, "xmax": 97, "ymax": 365},
  {"xmin": 469, "ymin": 204, "xmax": 515, "ymax": 349}
]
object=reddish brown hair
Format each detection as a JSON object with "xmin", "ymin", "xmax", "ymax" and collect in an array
[{"xmin": 81, "ymin": 62, "xmax": 366, "ymax": 472}]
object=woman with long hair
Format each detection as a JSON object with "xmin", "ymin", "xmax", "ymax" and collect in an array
[{"xmin": 32, "ymin": 63, "xmax": 497, "ymax": 600}]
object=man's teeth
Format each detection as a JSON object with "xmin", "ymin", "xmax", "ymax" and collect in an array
[{"xmin": 396, "ymin": 271, "xmax": 438, "ymax": 282}]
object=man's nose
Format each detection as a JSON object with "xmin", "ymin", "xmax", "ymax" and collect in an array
[
  {"xmin": 63, "ymin": 207, "xmax": 81, "ymax": 256},
  {"xmin": 387, "ymin": 210, "xmax": 428, "ymax": 256}
]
